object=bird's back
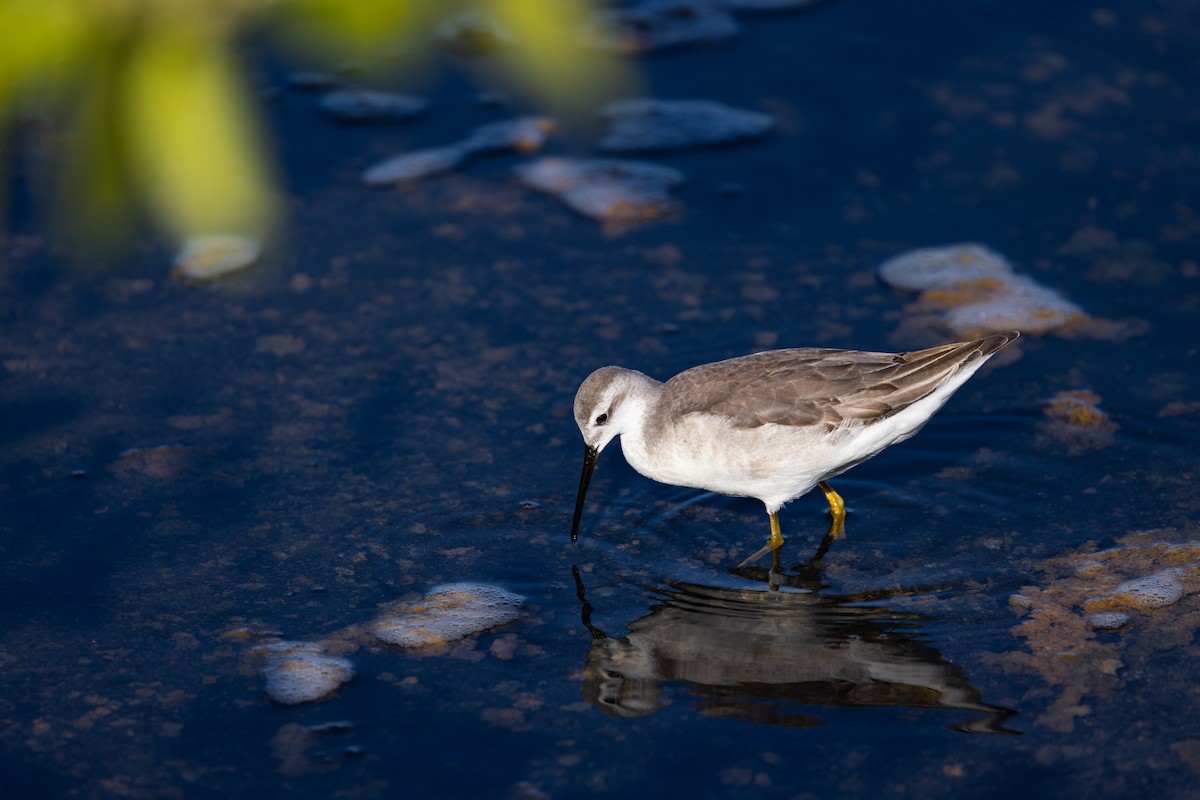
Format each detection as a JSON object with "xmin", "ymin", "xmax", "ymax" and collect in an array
[{"xmin": 658, "ymin": 332, "xmax": 1018, "ymax": 434}]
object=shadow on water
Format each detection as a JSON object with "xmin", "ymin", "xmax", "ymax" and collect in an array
[{"xmin": 571, "ymin": 549, "xmax": 1019, "ymax": 736}]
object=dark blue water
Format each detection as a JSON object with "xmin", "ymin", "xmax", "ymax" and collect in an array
[{"xmin": 3, "ymin": 1, "xmax": 1199, "ymax": 797}]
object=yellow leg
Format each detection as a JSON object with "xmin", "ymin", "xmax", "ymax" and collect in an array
[
  {"xmin": 736, "ymin": 512, "xmax": 785, "ymax": 567},
  {"xmin": 820, "ymin": 481, "xmax": 846, "ymax": 538},
  {"xmin": 768, "ymin": 511, "xmax": 784, "ymax": 549}
]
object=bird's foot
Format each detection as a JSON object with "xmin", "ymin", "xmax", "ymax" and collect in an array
[
  {"xmin": 819, "ymin": 481, "xmax": 846, "ymax": 538},
  {"xmin": 737, "ymin": 539, "xmax": 782, "ymax": 568}
]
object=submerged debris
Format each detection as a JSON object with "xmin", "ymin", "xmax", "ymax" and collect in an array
[
  {"xmin": 372, "ymin": 583, "xmax": 524, "ymax": 648},
  {"xmin": 1159, "ymin": 400, "xmax": 1200, "ymax": 418},
  {"xmin": 583, "ymin": 0, "xmax": 739, "ymax": 55},
  {"xmin": 271, "ymin": 720, "xmax": 361, "ymax": 776},
  {"xmin": 109, "ymin": 444, "xmax": 189, "ymax": 480},
  {"xmin": 363, "ymin": 117, "xmax": 556, "ymax": 186},
  {"xmin": 258, "ymin": 641, "xmax": 354, "ymax": 705},
  {"xmin": 878, "ymin": 243, "xmax": 1086, "ymax": 337},
  {"xmin": 317, "ymin": 90, "xmax": 429, "ymax": 123},
  {"xmin": 514, "ymin": 157, "xmax": 684, "ymax": 230},
  {"xmin": 172, "ymin": 234, "xmax": 261, "ymax": 282},
  {"xmin": 1040, "ymin": 390, "xmax": 1118, "ymax": 452},
  {"xmin": 599, "ymin": 98, "xmax": 773, "ymax": 152}
]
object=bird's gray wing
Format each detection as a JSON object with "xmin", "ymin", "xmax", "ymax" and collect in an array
[{"xmin": 662, "ymin": 333, "xmax": 1016, "ymax": 431}]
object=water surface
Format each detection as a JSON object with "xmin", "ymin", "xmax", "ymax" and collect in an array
[{"xmin": 3, "ymin": 1, "xmax": 1199, "ymax": 797}]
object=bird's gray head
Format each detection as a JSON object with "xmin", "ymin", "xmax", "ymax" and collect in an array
[
  {"xmin": 571, "ymin": 366, "xmax": 656, "ymax": 542},
  {"xmin": 572, "ymin": 365, "xmax": 636, "ymax": 455}
]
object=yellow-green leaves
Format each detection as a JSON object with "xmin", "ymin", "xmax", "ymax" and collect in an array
[
  {"xmin": 0, "ymin": 0, "xmax": 631, "ymax": 252},
  {"xmin": 278, "ymin": 0, "xmax": 633, "ymax": 118},
  {"xmin": 482, "ymin": 0, "xmax": 633, "ymax": 116},
  {"xmin": 0, "ymin": 1, "xmax": 89, "ymax": 104},
  {"xmin": 121, "ymin": 29, "xmax": 273, "ymax": 240},
  {"xmin": 2, "ymin": 0, "xmax": 275, "ymax": 245},
  {"xmin": 275, "ymin": 0, "xmax": 440, "ymax": 64}
]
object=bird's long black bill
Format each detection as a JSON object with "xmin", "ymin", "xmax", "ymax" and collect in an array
[{"xmin": 571, "ymin": 445, "xmax": 599, "ymax": 542}]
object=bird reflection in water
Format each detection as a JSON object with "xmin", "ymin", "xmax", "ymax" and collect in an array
[{"xmin": 571, "ymin": 552, "xmax": 1018, "ymax": 734}]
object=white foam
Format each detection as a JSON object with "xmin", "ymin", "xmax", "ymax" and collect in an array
[
  {"xmin": 1089, "ymin": 611, "xmax": 1130, "ymax": 630},
  {"xmin": 599, "ymin": 99, "xmax": 773, "ymax": 152},
  {"xmin": 363, "ymin": 117, "xmax": 555, "ymax": 186},
  {"xmin": 515, "ymin": 157, "xmax": 684, "ymax": 224},
  {"xmin": 364, "ymin": 146, "xmax": 466, "ymax": 185},
  {"xmin": 878, "ymin": 242, "xmax": 1085, "ymax": 336},
  {"xmin": 372, "ymin": 583, "xmax": 524, "ymax": 648},
  {"xmin": 260, "ymin": 641, "xmax": 354, "ymax": 705},
  {"xmin": 172, "ymin": 234, "xmax": 261, "ymax": 282},
  {"xmin": 317, "ymin": 90, "xmax": 428, "ymax": 122},
  {"xmin": 878, "ymin": 243, "xmax": 1014, "ymax": 291},
  {"xmin": 1112, "ymin": 568, "xmax": 1185, "ymax": 610},
  {"xmin": 942, "ymin": 274, "xmax": 1085, "ymax": 335}
]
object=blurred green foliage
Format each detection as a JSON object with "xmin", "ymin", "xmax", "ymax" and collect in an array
[{"xmin": 0, "ymin": 0, "xmax": 628, "ymax": 247}]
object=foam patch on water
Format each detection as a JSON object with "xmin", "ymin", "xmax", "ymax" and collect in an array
[
  {"xmin": 372, "ymin": 583, "xmax": 524, "ymax": 648},
  {"xmin": 1089, "ymin": 611, "xmax": 1130, "ymax": 630},
  {"xmin": 515, "ymin": 157, "xmax": 683, "ymax": 230},
  {"xmin": 878, "ymin": 242, "xmax": 1086, "ymax": 336},
  {"xmin": 259, "ymin": 641, "xmax": 354, "ymax": 705},
  {"xmin": 172, "ymin": 234, "xmax": 261, "ymax": 282},
  {"xmin": 878, "ymin": 243, "xmax": 1014, "ymax": 291},
  {"xmin": 318, "ymin": 90, "xmax": 428, "ymax": 123},
  {"xmin": 1111, "ymin": 569, "xmax": 1185, "ymax": 610},
  {"xmin": 364, "ymin": 146, "xmax": 465, "ymax": 186},
  {"xmin": 942, "ymin": 274, "xmax": 1085, "ymax": 335},
  {"xmin": 599, "ymin": 99, "xmax": 773, "ymax": 152},
  {"xmin": 363, "ymin": 117, "xmax": 555, "ymax": 186}
]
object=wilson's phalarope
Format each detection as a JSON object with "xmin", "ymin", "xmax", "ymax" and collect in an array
[{"xmin": 571, "ymin": 332, "xmax": 1019, "ymax": 552}]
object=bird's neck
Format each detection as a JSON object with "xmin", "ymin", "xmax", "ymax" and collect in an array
[{"xmin": 613, "ymin": 371, "xmax": 661, "ymax": 474}]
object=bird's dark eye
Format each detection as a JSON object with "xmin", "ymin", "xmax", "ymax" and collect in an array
[{"xmin": 595, "ymin": 412, "xmax": 609, "ymax": 425}]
